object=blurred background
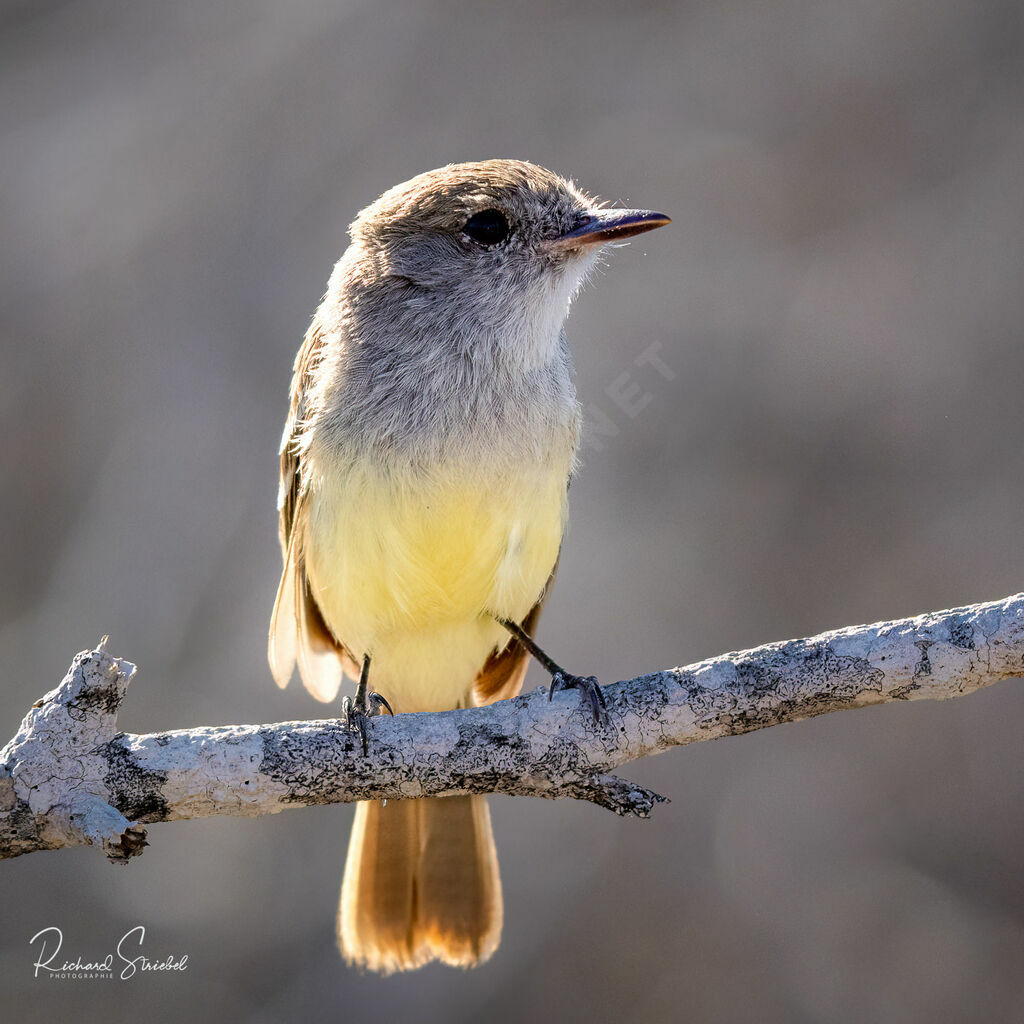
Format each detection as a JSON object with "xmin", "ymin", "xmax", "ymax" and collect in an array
[{"xmin": 2, "ymin": 1, "xmax": 1023, "ymax": 1020}]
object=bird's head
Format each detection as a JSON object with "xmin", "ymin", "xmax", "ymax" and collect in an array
[{"xmin": 336, "ymin": 159, "xmax": 669, "ymax": 369}]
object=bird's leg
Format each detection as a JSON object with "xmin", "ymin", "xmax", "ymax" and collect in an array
[
  {"xmin": 495, "ymin": 617, "xmax": 609, "ymax": 727},
  {"xmin": 341, "ymin": 654, "xmax": 393, "ymax": 755}
]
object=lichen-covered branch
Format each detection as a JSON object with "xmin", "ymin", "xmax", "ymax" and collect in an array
[{"xmin": 2, "ymin": 594, "xmax": 1023, "ymax": 862}]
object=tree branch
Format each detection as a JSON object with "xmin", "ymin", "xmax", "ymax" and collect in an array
[{"xmin": 3, "ymin": 594, "xmax": 1022, "ymax": 862}]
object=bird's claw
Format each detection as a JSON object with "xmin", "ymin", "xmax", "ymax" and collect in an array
[
  {"xmin": 367, "ymin": 691, "xmax": 394, "ymax": 717},
  {"xmin": 549, "ymin": 672, "xmax": 610, "ymax": 727},
  {"xmin": 342, "ymin": 689, "xmax": 393, "ymax": 755}
]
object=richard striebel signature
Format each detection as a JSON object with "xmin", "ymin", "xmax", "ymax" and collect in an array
[{"xmin": 29, "ymin": 925, "xmax": 189, "ymax": 980}]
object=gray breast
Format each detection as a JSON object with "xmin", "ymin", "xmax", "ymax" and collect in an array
[{"xmin": 319, "ymin": 324, "xmax": 581, "ymax": 471}]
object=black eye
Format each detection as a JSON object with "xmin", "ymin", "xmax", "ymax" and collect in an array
[{"xmin": 463, "ymin": 208, "xmax": 510, "ymax": 246}]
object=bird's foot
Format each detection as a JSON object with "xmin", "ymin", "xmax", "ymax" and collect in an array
[
  {"xmin": 341, "ymin": 689, "xmax": 393, "ymax": 755},
  {"xmin": 549, "ymin": 672, "xmax": 609, "ymax": 727}
]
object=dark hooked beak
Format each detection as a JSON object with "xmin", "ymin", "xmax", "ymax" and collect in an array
[{"xmin": 544, "ymin": 208, "xmax": 671, "ymax": 251}]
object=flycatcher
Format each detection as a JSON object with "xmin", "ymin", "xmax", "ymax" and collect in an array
[{"xmin": 268, "ymin": 159, "xmax": 668, "ymax": 973}]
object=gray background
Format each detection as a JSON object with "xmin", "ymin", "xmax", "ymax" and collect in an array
[{"xmin": 3, "ymin": 1, "xmax": 1023, "ymax": 1021}]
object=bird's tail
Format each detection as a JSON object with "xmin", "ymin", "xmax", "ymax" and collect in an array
[{"xmin": 338, "ymin": 795, "xmax": 502, "ymax": 973}]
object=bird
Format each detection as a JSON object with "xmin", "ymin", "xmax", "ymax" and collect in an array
[{"xmin": 268, "ymin": 159, "xmax": 669, "ymax": 973}]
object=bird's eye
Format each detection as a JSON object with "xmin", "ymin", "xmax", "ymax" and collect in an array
[{"xmin": 463, "ymin": 209, "xmax": 510, "ymax": 246}]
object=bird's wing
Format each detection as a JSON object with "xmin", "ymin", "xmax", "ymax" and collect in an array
[
  {"xmin": 472, "ymin": 559, "xmax": 559, "ymax": 706},
  {"xmin": 268, "ymin": 317, "xmax": 360, "ymax": 702}
]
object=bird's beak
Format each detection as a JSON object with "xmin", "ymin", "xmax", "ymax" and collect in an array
[{"xmin": 544, "ymin": 208, "xmax": 671, "ymax": 251}]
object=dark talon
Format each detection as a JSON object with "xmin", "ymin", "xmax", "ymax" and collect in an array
[
  {"xmin": 369, "ymin": 692, "xmax": 394, "ymax": 717},
  {"xmin": 550, "ymin": 672, "xmax": 610, "ymax": 727}
]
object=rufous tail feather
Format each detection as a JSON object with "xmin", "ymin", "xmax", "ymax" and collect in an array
[{"xmin": 338, "ymin": 795, "xmax": 502, "ymax": 973}]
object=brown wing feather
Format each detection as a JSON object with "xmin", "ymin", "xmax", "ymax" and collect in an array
[
  {"xmin": 268, "ymin": 316, "xmax": 359, "ymax": 700},
  {"xmin": 472, "ymin": 560, "xmax": 558, "ymax": 706}
]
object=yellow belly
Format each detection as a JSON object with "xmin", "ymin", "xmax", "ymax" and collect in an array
[{"xmin": 305, "ymin": 457, "xmax": 568, "ymax": 712}]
